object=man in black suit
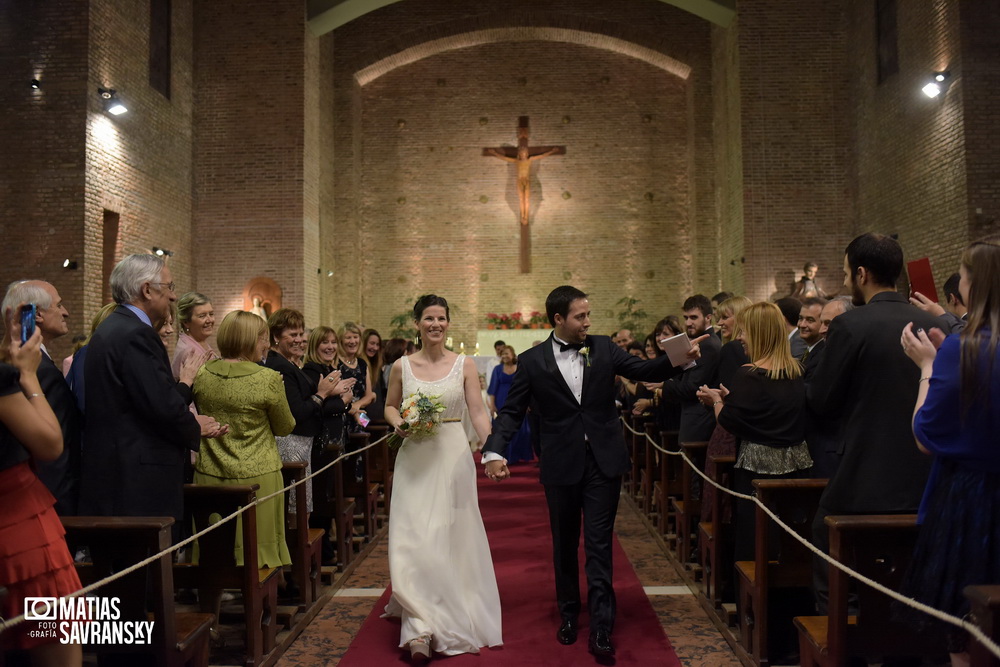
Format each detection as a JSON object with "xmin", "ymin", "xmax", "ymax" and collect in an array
[
  {"xmin": 806, "ymin": 233, "xmax": 940, "ymax": 610},
  {"xmin": 79, "ymin": 254, "xmax": 225, "ymax": 537},
  {"xmin": 1, "ymin": 279, "xmax": 82, "ymax": 514},
  {"xmin": 661, "ymin": 294, "xmax": 721, "ymax": 443},
  {"xmin": 483, "ymin": 286, "xmax": 707, "ymax": 659}
]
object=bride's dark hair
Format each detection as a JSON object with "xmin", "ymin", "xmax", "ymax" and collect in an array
[{"xmin": 413, "ymin": 294, "xmax": 450, "ymax": 322}]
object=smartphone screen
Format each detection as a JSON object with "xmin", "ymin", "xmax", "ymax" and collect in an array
[
  {"xmin": 20, "ymin": 304, "xmax": 37, "ymax": 344},
  {"xmin": 357, "ymin": 412, "xmax": 370, "ymax": 428}
]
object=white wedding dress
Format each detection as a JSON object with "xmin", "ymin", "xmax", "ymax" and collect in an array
[{"xmin": 383, "ymin": 354, "xmax": 503, "ymax": 654}]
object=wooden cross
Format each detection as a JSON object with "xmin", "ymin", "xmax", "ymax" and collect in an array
[{"xmin": 483, "ymin": 116, "xmax": 566, "ymax": 273}]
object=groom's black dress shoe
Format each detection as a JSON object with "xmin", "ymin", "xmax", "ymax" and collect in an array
[
  {"xmin": 556, "ymin": 620, "xmax": 578, "ymax": 645},
  {"xmin": 588, "ymin": 630, "xmax": 615, "ymax": 658}
]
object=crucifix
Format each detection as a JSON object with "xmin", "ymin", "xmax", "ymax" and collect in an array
[{"xmin": 483, "ymin": 116, "xmax": 566, "ymax": 273}]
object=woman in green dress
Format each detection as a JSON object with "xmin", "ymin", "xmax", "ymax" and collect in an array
[{"xmin": 192, "ymin": 310, "xmax": 295, "ymax": 574}]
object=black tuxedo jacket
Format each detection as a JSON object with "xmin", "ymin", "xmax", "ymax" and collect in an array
[
  {"xmin": 34, "ymin": 352, "xmax": 82, "ymax": 515},
  {"xmin": 79, "ymin": 306, "xmax": 200, "ymax": 524},
  {"xmin": 806, "ymin": 292, "xmax": 938, "ymax": 513},
  {"xmin": 483, "ymin": 334, "xmax": 683, "ymax": 485}
]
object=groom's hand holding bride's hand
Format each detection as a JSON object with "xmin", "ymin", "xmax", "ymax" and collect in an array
[{"xmin": 485, "ymin": 459, "xmax": 510, "ymax": 482}]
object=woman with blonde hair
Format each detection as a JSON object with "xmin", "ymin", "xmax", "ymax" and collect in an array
[
  {"xmin": 697, "ymin": 301, "xmax": 810, "ymax": 561},
  {"xmin": 192, "ymin": 311, "xmax": 294, "ymax": 572},
  {"xmin": 337, "ymin": 322, "xmax": 376, "ymax": 431},
  {"xmin": 171, "ymin": 291, "xmax": 218, "ymax": 381}
]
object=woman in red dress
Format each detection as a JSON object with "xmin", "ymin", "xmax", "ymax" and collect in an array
[{"xmin": 0, "ymin": 308, "xmax": 82, "ymax": 666}]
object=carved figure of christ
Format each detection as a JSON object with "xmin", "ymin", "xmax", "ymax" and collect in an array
[{"xmin": 483, "ymin": 116, "xmax": 566, "ymax": 273}]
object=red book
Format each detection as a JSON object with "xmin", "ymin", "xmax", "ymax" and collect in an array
[{"xmin": 906, "ymin": 257, "xmax": 939, "ymax": 303}]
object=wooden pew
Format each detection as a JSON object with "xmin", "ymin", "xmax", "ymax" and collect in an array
[
  {"xmin": 653, "ymin": 430, "xmax": 680, "ymax": 539},
  {"xmin": 365, "ymin": 422, "xmax": 393, "ymax": 524},
  {"xmin": 966, "ymin": 585, "xmax": 1000, "ymax": 667},
  {"xmin": 621, "ymin": 408, "xmax": 635, "ymax": 497},
  {"xmin": 280, "ymin": 462, "xmax": 324, "ymax": 609},
  {"xmin": 174, "ymin": 484, "xmax": 280, "ymax": 667},
  {"xmin": 629, "ymin": 413, "xmax": 651, "ymax": 505},
  {"xmin": 640, "ymin": 421, "xmax": 659, "ymax": 517},
  {"xmin": 698, "ymin": 454, "xmax": 736, "ymax": 615},
  {"xmin": 311, "ymin": 443, "xmax": 355, "ymax": 570},
  {"xmin": 794, "ymin": 514, "xmax": 947, "ymax": 666},
  {"xmin": 669, "ymin": 440, "xmax": 708, "ymax": 568},
  {"xmin": 345, "ymin": 432, "xmax": 379, "ymax": 545},
  {"xmin": 736, "ymin": 478, "xmax": 826, "ymax": 667},
  {"xmin": 62, "ymin": 516, "xmax": 215, "ymax": 667}
]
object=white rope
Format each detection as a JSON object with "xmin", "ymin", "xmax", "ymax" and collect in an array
[
  {"xmin": 0, "ymin": 432, "xmax": 389, "ymax": 635},
  {"xmin": 621, "ymin": 416, "xmax": 1000, "ymax": 659}
]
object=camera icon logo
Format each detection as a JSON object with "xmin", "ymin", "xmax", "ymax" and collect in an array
[{"xmin": 24, "ymin": 597, "xmax": 58, "ymax": 620}]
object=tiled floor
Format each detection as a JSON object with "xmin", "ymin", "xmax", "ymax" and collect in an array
[{"xmin": 276, "ymin": 497, "xmax": 740, "ymax": 666}]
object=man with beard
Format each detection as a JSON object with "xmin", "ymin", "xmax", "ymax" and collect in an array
[
  {"xmin": 661, "ymin": 294, "xmax": 722, "ymax": 443},
  {"xmin": 805, "ymin": 233, "xmax": 940, "ymax": 610}
]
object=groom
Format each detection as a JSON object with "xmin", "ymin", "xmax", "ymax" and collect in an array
[{"xmin": 483, "ymin": 285, "xmax": 707, "ymax": 659}]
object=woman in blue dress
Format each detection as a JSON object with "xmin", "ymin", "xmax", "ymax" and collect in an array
[
  {"xmin": 899, "ymin": 236, "xmax": 1000, "ymax": 665},
  {"xmin": 487, "ymin": 345, "xmax": 534, "ymax": 464}
]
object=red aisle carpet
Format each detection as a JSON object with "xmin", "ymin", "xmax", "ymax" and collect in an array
[{"xmin": 338, "ymin": 457, "xmax": 681, "ymax": 666}]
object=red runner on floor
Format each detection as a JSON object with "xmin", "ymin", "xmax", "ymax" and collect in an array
[{"xmin": 338, "ymin": 456, "xmax": 681, "ymax": 666}]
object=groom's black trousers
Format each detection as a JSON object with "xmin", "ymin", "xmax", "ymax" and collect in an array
[{"xmin": 543, "ymin": 444, "xmax": 622, "ymax": 633}]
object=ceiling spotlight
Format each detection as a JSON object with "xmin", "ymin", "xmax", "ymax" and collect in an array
[
  {"xmin": 922, "ymin": 71, "xmax": 950, "ymax": 98},
  {"xmin": 62, "ymin": 259, "xmax": 79, "ymax": 270},
  {"xmin": 97, "ymin": 87, "xmax": 128, "ymax": 115},
  {"xmin": 152, "ymin": 247, "xmax": 174, "ymax": 257},
  {"xmin": 30, "ymin": 79, "xmax": 40, "ymax": 89}
]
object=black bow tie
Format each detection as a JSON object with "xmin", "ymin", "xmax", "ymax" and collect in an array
[{"xmin": 559, "ymin": 342, "xmax": 585, "ymax": 352}]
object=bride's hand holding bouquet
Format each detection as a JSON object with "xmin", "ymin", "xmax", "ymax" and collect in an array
[{"xmin": 387, "ymin": 390, "xmax": 446, "ymax": 449}]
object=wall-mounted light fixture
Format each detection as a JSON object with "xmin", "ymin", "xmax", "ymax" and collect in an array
[
  {"xmin": 30, "ymin": 79, "xmax": 41, "ymax": 89},
  {"xmin": 921, "ymin": 71, "xmax": 950, "ymax": 98},
  {"xmin": 62, "ymin": 259, "xmax": 79, "ymax": 270},
  {"xmin": 97, "ymin": 87, "xmax": 128, "ymax": 115},
  {"xmin": 152, "ymin": 247, "xmax": 174, "ymax": 257}
]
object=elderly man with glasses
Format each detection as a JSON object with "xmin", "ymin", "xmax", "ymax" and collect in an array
[{"xmin": 78, "ymin": 254, "xmax": 226, "ymax": 541}]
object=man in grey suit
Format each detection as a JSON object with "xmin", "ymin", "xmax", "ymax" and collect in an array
[{"xmin": 806, "ymin": 233, "xmax": 940, "ymax": 610}]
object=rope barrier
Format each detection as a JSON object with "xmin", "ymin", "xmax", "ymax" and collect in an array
[
  {"xmin": 0, "ymin": 432, "xmax": 389, "ymax": 635},
  {"xmin": 620, "ymin": 416, "xmax": 1000, "ymax": 659}
]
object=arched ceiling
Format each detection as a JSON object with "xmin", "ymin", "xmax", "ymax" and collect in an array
[
  {"xmin": 307, "ymin": 0, "xmax": 735, "ymax": 36},
  {"xmin": 355, "ymin": 26, "xmax": 691, "ymax": 85}
]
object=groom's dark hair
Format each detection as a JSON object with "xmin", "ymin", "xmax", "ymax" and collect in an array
[{"xmin": 546, "ymin": 285, "xmax": 588, "ymax": 326}]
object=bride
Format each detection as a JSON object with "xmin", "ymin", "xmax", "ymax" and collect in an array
[{"xmin": 382, "ymin": 294, "xmax": 502, "ymax": 661}]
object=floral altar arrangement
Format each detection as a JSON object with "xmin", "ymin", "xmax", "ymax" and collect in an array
[{"xmin": 484, "ymin": 311, "xmax": 551, "ymax": 329}]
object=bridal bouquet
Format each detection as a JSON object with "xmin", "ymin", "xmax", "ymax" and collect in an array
[{"xmin": 387, "ymin": 390, "xmax": 446, "ymax": 449}]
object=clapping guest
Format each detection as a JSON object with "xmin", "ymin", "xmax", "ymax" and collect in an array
[
  {"xmin": 302, "ymin": 326, "xmax": 356, "ymax": 566},
  {"xmin": 697, "ymin": 302, "xmax": 811, "ymax": 562},
  {"xmin": 337, "ymin": 322, "xmax": 376, "ymax": 431},
  {"xmin": 263, "ymin": 309, "xmax": 343, "ymax": 518},
  {"xmin": 171, "ymin": 292, "xmax": 218, "ymax": 381},
  {"xmin": 362, "ymin": 328, "xmax": 385, "ymax": 423},
  {"xmin": 0, "ymin": 311, "xmax": 82, "ymax": 666},
  {"xmin": 192, "ymin": 311, "xmax": 294, "ymax": 600},
  {"xmin": 897, "ymin": 237, "xmax": 1000, "ymax": 663}
]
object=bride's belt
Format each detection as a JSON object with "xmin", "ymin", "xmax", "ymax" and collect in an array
[{"xmin": 441, "ymin": 418, "xmax": 462, "ymax": 423}]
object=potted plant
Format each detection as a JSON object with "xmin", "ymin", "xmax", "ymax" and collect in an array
[
  {"xmin": 615, "ymin": 296, "xmax": 649, "ymax": 336},
  {"xmin": 485, "ymin": 313, "xmax": 502, "ymax": 330},
  {"xmin": 528, "ymin": 311, "xmax": 546, "ymax": 329}
]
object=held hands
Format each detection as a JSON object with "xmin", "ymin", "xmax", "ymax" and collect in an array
[
  {"xmin": 901, "ymin": 322, "xmax": 945, "ymax": 370},
  {"xmin": 485, "ymin": 459, "xmax": 510, "ymax": 482},
  {"xmin": 196, "ymin": 414, "xmax": 229, "ymax": 438},
  {"xmin": 908, "ymin": 292, "xmax": 946, "ymax": 318}
]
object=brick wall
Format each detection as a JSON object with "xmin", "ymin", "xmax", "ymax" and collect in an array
[
  {"xmin": 847, "ymin": 0, "xmax": 970, "ymax": 289},
  {"xmin": 721, "ymin": 1, "xmax": 854, "ymax": 302},
  {"xmin": 325, "ymin": 0, "xmax": 716, "ymax": 344},
  {"xmin": 191, "ymin": 1, "xmax": 314, "ymax": 327}
]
